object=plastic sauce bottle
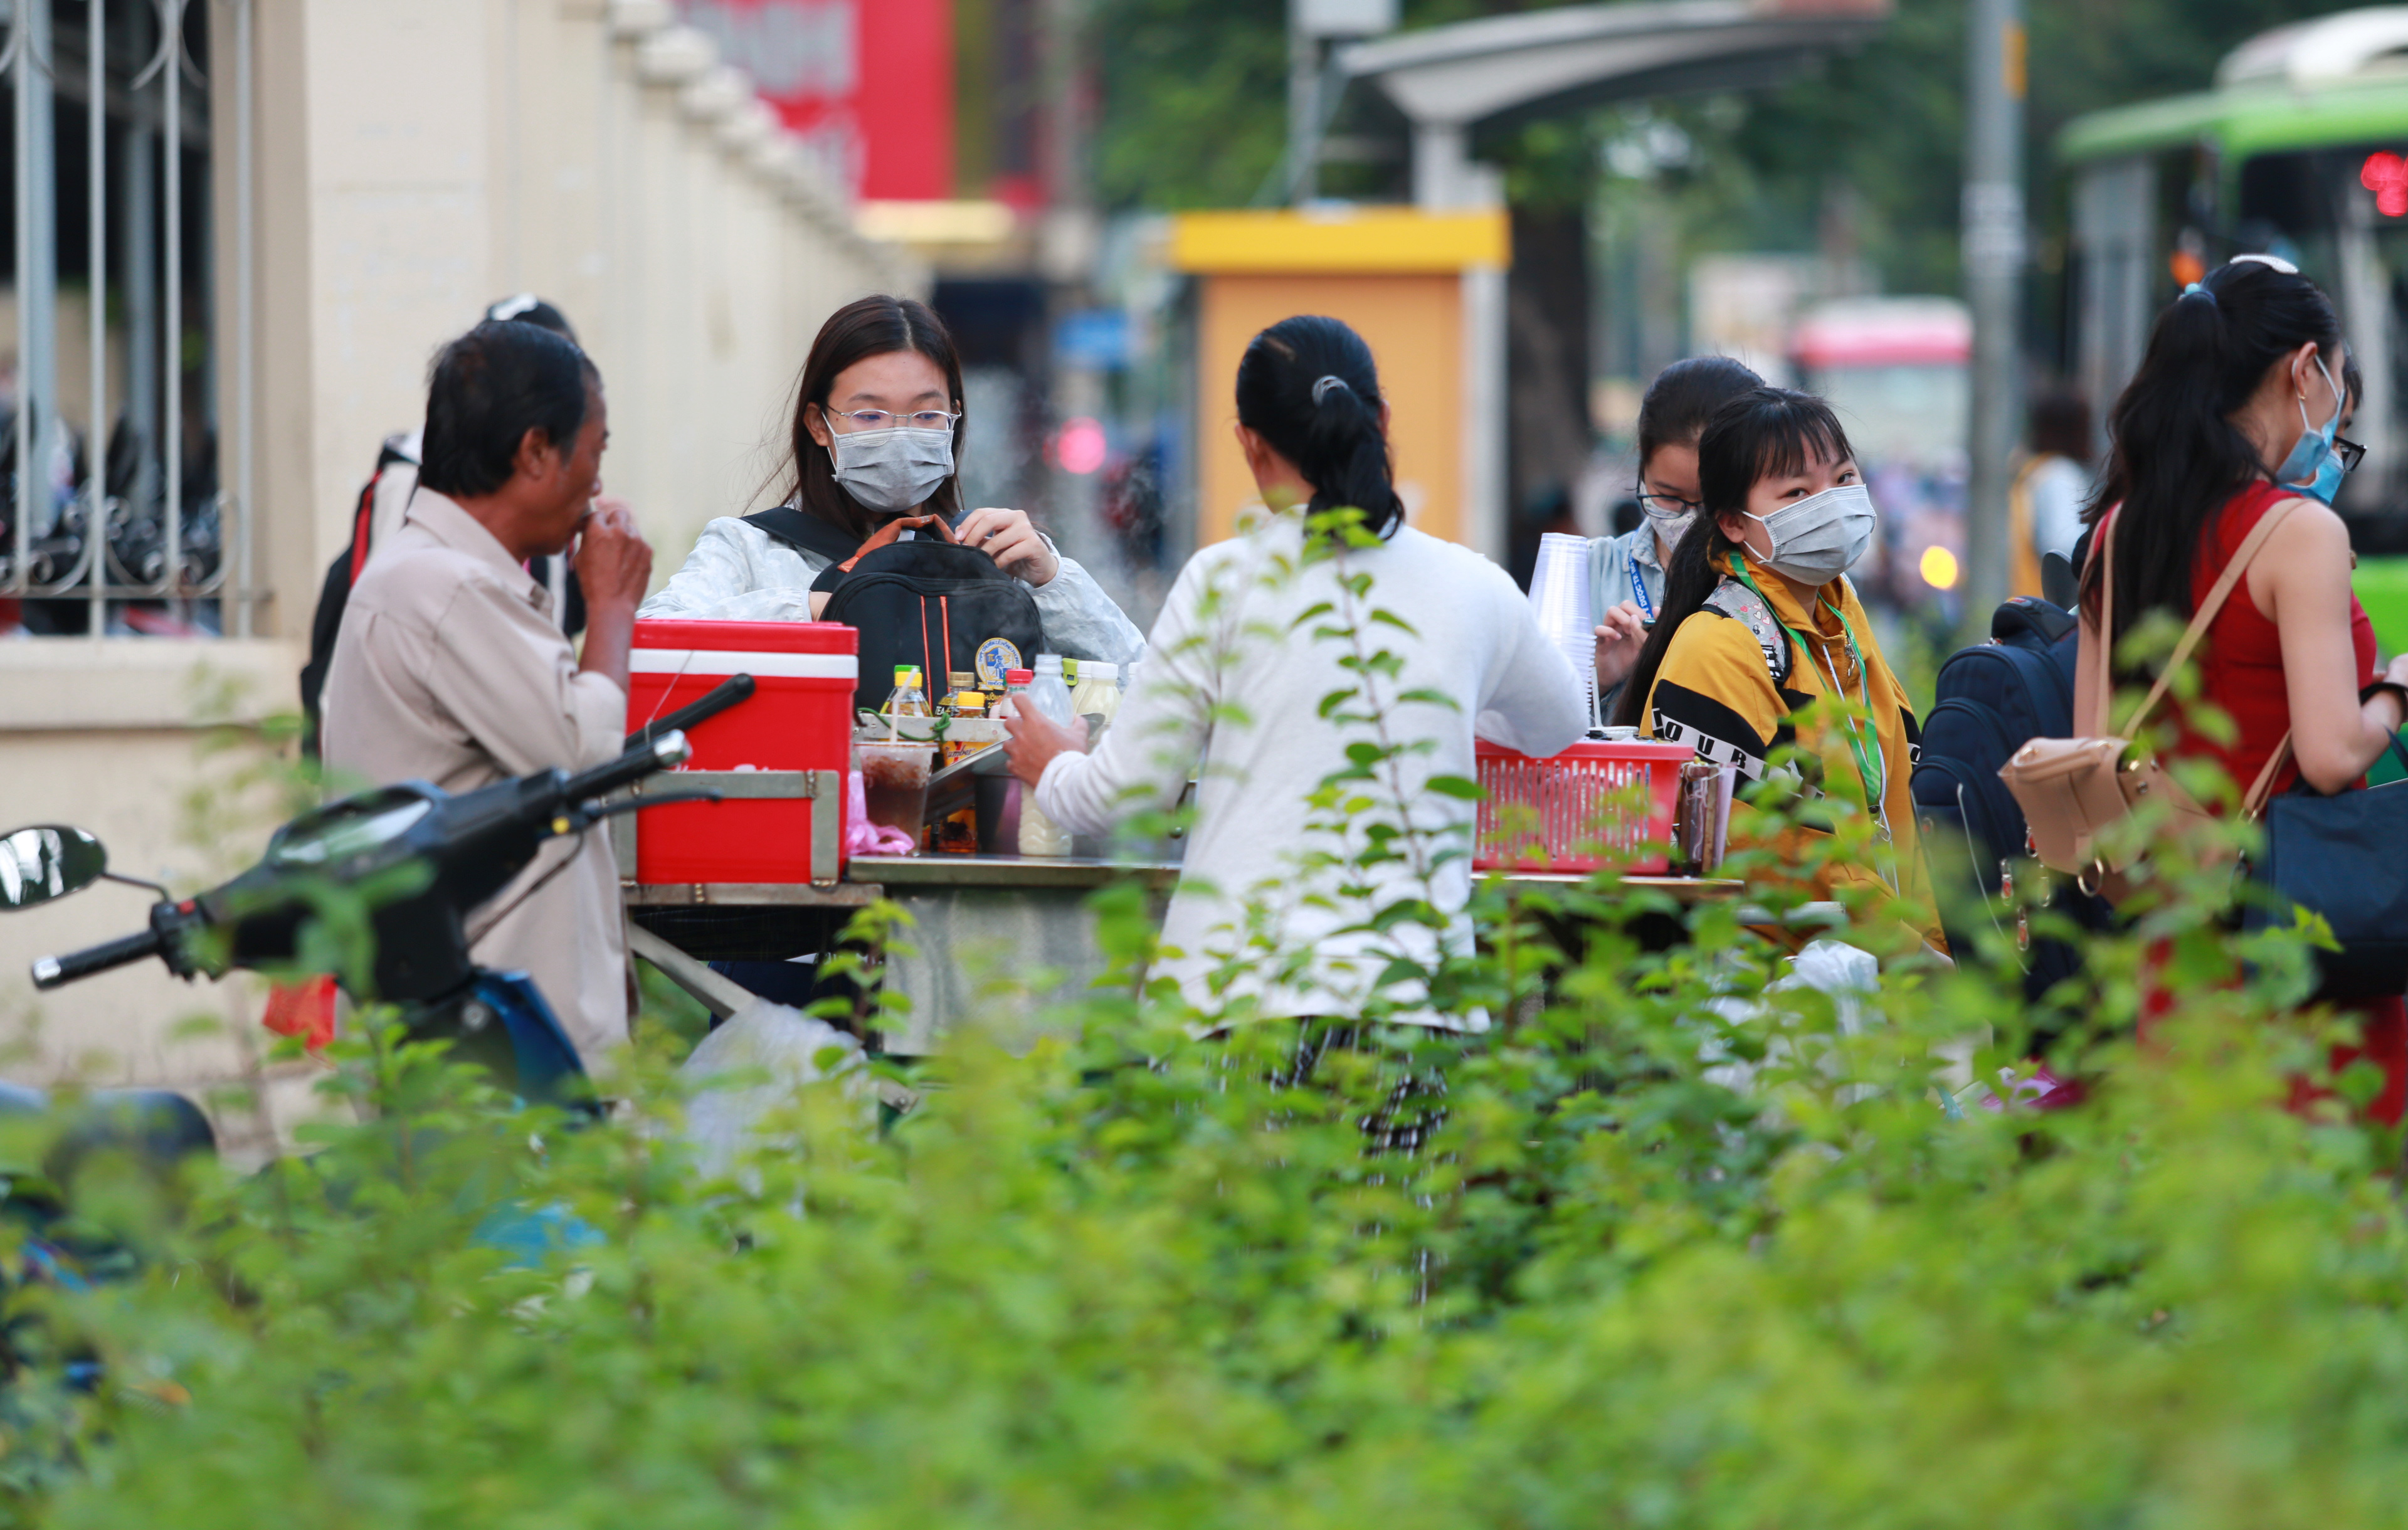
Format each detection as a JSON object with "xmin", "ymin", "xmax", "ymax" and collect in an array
[
  {"xmin": 882, "ymin": 665, "xmax": 930, "ymax": 720},
  {"xmin": 1017, "ymin": 658, "xmax": 1074, "ymax": 857},
  {"xmin": 1068, "ymin": 660, "xmax": 1121, "ymax": 742},
  {"xmin": 933, "ymin": 692, "xmax": 985, "ymax": 854}
]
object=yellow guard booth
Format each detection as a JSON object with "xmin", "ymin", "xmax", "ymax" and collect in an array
[{"xmin": 1168, "ymin": 207, "xmax": 1511, "ymax": 556}]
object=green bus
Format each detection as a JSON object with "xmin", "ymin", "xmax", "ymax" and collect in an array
[{"xmin": 2061, "ymin": 6, "xmax": 2408, "ymax": 643}]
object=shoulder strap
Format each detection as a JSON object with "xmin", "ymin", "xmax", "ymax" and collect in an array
[
  {"xmin": 1703, "ymin": 578, "xmax": 1793, "ymax": 688},
  {"xmin": 742, "ymin": 505, "xmax": 864, "ymax": 565},
  {"xmin": 2106, "ymin": 495, "xmax": 2305, "ymax": 737},
  {"xmin": 2242, "ymin": 731, "xmax": 2294, "ymax": 821}
]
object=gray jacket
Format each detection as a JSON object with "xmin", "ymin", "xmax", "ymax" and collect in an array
[
  {"xmin": 639, "ymin": 514, "xmax": 1148, "ymax": 668},
  {"xmin": 1587, "ymin": 522, "xmax": 1669, "ymax": 728}
]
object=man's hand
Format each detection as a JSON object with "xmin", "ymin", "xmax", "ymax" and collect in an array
[
  {"xmin": 574, "ymin": 497, "xmax": 652, "ymax": 613},
  {"xmin": 956, "ymin": 507, "xmax": 1060, "ymax": 586},
  {"xmin": 1003, "ymin": 700, "xmax": 1085, "ymax": 789},
  {"xmin": 1593, "ymin": 600, "xmax": 1649, "ymax": 695},
  {"xmin": 573, "ymin": 497, "xmax": 652, "ymax": 690},
  {"xmin": 840, "ymin": 513, "xmax": 956, "ymax": 571}
]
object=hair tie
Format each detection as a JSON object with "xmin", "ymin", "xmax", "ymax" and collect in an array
[
  {"xmin": 1311, "ymin": 375, "xmax": 1350, "ymax": 404},
  {"xmin": 2182, "ymin": 282, "xmax": 2217, "ymax": 307}
]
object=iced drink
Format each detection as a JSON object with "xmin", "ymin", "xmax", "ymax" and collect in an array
[{"xmin": 856, "ymin": 740, "xmax": 932, "ymax": 848}]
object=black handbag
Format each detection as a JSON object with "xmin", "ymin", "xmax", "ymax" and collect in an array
[{"xmin": 2239, "ymin": 736, "xmax": 2408, "ymax": 998}]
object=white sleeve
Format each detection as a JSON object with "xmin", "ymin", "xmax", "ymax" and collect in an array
[
  {"xmin": 1029, "ymin": 543, "xmax": 1148, "ymax": 667},
  {"xmin": 1473, "ymin": 564, "xmax": 1590, "ymax": 757},
  {"xmin": 638, "ymin": 519, "xmax": 829, "ymax": 621},
  {"xmin": 1035, "ymin": 554, "xmax": 1217, "ymax": 835}
]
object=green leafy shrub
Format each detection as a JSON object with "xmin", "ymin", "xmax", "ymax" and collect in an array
[{"xmin": 6, "ymin": 516, "xmax": 2400, "ymax": 1528}]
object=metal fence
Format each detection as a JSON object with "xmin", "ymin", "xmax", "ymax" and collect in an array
[{"xmin": 0, "ymin": 0, "xmax": 251, "ymax": 638}]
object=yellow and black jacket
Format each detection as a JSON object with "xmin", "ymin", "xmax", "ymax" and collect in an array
[{"xmin": 1639, "ymin": 551, "xmax": 1941, "ymax": 945}]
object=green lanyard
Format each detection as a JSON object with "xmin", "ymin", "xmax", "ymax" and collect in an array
[{"xmin": 1730, "ymin": 561, "xmax": 1893, "ymax": 849}]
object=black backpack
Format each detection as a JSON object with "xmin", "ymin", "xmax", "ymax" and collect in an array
[
  {"xmin": 744, "ymin": 507, "xmax": 1045, "ymax": 711},
  {"xmin": 1910, "ymin": 596, "xmax": 2116, "ymax": 1011}
]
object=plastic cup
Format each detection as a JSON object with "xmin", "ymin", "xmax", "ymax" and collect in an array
[{"xmin": 855, "ymin": 739, "xmax": 933, "ymax": 849}]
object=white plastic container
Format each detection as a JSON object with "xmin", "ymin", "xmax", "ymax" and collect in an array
[{"xmin": 1018, "ymin": 654, "xmax": 1075, "ymax": 856}]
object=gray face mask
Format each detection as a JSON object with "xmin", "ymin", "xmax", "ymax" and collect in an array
[
  {"xmin": 1746, "ymin": 481, "xmax": 1876, "ymax": 586},
  {"xmin": 828, "ymin": 426, "xmax": 954, "ymax": 514}
]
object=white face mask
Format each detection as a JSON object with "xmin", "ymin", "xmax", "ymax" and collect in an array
[
  {"xmin": 828, "ymin": 425, "xmax": 954, "ymax": 514},
  {"xmin": 1746, "ymin": 481, "xmax": 1876, "ymax": 586},
  {"xmin": 1642, "ymin": 500, "xmax": 1698, "ymax": 546}
]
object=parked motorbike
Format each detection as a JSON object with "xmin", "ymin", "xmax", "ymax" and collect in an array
[{"xmin": 6, "ymin": 672, "xmax": 758, "ymax": 1106}]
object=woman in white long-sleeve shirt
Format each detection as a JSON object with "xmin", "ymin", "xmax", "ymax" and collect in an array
[
  {"xmin": 1003, "ymin": 315, "xmax": 1588, "ymax": 1026},
  {"xmin": 639, "ymin": 295, "xmax": 1144, "ymax": 668}
]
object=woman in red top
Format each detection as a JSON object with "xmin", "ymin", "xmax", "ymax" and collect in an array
[{"xmin": 2076, "ymin": 255, "xmax": 2408, "ymax": 1123}]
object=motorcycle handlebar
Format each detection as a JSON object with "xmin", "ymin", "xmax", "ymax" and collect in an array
[
  {"xmin": 625, "ymin": 673, "xmax": 755, "ymax": 752},
  {"xmin": 32, "ymin": 926, "xmax": 165, "ymax": 991},
  {"xmin": 562, "ymin": 728, "xmax": 692, "ymax": 807}
]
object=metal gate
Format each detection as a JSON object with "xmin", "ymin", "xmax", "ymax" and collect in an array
[{"xmin": 0, "ymin": 0, "xmax": 252, "ymax": 638}]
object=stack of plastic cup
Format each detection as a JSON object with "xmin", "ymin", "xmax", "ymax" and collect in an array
[{"xmin": 1527, "ymin": 532, "xmax": 1596, "ymax": 713}]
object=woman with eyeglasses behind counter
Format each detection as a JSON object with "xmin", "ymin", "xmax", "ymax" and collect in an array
[
  {"xmin": 640, "ymin": 294, "xmax": 1144, "ymax": 667},
  {"xmin": 1587, "ymin": 357, "xmax": 1765, "ymax": 727}
]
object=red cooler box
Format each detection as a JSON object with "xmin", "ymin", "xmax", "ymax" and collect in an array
[{"xmin": 625, "ymin": 619, "xmax": 858, "ymax": 885}]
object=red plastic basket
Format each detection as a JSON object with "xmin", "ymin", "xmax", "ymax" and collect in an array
[{"xmin": 1473, "ymin": 739, "xmax": 1692, "ymax": 873}]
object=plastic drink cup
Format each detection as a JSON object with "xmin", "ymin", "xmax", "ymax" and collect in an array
[{"xmin": 855, "ymin": 739, "xmax": 933, "ymax": 849}]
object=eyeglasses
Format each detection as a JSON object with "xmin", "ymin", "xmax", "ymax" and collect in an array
[
  {"xmin": 2338, "ymin": 436, "xmax": 2368, "ymax": 474},
  {"xmin": 823, "ymin": 407, "xmax": 961, "ymax": 433},
  {"xmin": 1636, "ymin": 490, "xmax": 1703, "ymax": 519}
]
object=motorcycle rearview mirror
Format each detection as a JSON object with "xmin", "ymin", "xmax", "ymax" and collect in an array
[{"xmin": 0, "ymin": 826, "xmax": 108, "ymax": 911}]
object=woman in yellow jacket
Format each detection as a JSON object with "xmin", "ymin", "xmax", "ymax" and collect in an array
[{"xmin": 1612, "ymin": 386, "xmax": 1940, "ymax": 951}]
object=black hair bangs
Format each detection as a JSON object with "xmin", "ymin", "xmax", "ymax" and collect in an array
[
  {"xmin": 1740, "ymin": 398, "xmax": 1852, "ymax": 484},
  {"xmin": 1696, "ymin": 388, "xmax": 1857, "ymax": 517}
]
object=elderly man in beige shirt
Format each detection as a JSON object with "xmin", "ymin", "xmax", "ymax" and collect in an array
[{"xmin": 321, "ymin": 320, "xmax": 653, "ymax": 1064}]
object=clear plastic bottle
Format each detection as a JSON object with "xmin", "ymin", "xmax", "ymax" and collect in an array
[
  {"xmin": 882, "ymin": 665, "xmax": 929, "ymax": 720},
  {"xmin": 1017, "ymin": 657, "xmax": 1074, "ymax": 857},
  {"xmin": 1028, "ymin": 653, "xmax": 1074, "ymax": 728}
]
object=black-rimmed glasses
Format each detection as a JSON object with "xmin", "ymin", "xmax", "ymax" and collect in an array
[
  {"xmin": 1636, "ymin": 490, "xmax": 1704, "ymax": 519},
  {"xmin": 2338, "ymin": 436, "xmax": 2368, "ymax": 475}
]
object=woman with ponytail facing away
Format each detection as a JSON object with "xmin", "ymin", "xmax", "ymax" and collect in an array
[
  {"xmin": 1002, "ymin": 315, "xmax": 1588, "ymax": 1022},
  {"xmin": 1617, "ymin": 387, "xmax": 1942, "ymax": 952},
  {"xmin": 2083, "ymin": 256, "xmax": 2408, "ymax": 1123}
]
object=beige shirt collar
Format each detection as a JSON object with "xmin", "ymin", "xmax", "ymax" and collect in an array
[{"xmin": 402, "ymin": 488, "xmax": 554, "ymax": 617}]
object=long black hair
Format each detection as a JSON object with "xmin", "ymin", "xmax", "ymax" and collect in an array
[
  {"xmin": 2084, "ymin": 259, "xmax": 2352, "ymax": 653},
  {"xmin": 1233, "ymin": 315, "xmax": 1405, "ymax": 539},
  {"xmin": 1612, "ymin": 388, "xmax": 1856, "ymax": 728},
  {"xmin": 1637, "ymin": 356, "xmax": 1765, "ymax": 477},
  {"xmin": 771, "ymin": 294, "xmax": 967, "ymax": 540}
]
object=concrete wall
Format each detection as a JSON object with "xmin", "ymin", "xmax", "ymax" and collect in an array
[{"xmin": 0, "ymin": 0, "xmax": 919, "ymax": 1126}]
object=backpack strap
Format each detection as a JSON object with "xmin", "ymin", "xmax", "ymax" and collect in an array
[
  {"xmin": 742, "ymin": 505, "xmax": 868, "ymax": 566},
  {"xmin": 1703, "ymin": 576, "xmax": 1793, "ymax": 688}
]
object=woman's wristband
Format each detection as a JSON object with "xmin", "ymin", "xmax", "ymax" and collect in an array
[{"xmin": 2362, "ymin": 678, "xmax": 2408, "ymax": 725}]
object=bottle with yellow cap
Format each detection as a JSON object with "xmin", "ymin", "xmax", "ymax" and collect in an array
[{"xmin": 881, "ymin": 665, "xmax": 929, "ymax": 720}]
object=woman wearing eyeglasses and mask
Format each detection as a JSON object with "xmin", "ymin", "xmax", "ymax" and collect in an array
[
  {"xmin": 1587, "ymin": 357, "xmax": 1765, "ymax": 726},
  {"xmin": 1615, "ymin": 386, "xmax": 1941, "ymax": 948},
  {"xmin": 641, "ymin": 295, "xmax": 1145, "ymax": 665}
]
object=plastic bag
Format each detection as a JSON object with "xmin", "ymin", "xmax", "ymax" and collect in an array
[
  {"xmin": 844, "ymin": 767, "xmax": 916, "ymax": 857},
  {"xmin": 679, "ymin": 998, "xmax": 864, "ymax": 1182}
]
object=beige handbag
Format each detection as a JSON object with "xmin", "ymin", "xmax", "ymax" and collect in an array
[{"xmin": 1998, "ymin": 497, "xmax": 2301, "ymax": 889}]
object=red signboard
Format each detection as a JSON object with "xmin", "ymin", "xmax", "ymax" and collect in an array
[{"xmin": 680, "ymin": 0, "xmax": 954, "ymax": 202}]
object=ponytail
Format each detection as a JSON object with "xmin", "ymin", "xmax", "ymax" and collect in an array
[
  {"xmin": 2088, "ymin": 258, "xmax": 2345, "ymax": 653},
  {"xmin": 1233, "ymin": 315, "xmax": 1406, "ymax": 539}
]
